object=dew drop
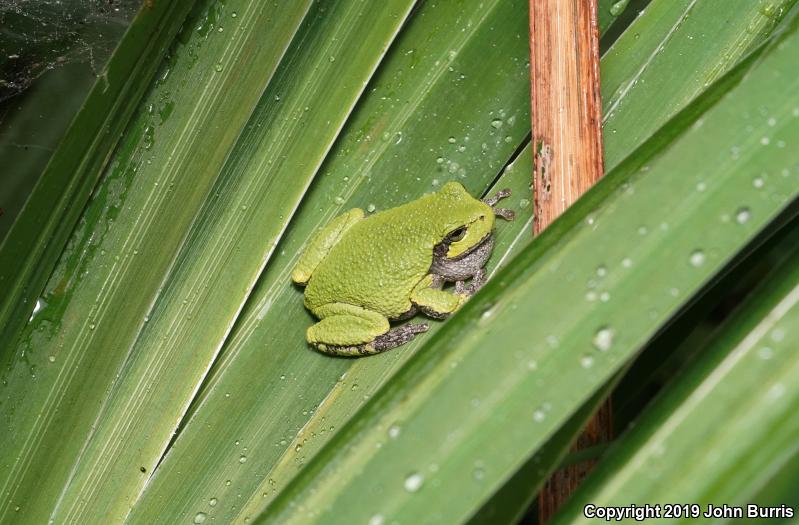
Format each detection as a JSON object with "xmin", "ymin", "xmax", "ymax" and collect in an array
[
  {"xmin": 753, "ymin": 176, "xmax": 765, "ymax": 189},
  {"xmin": 735, "ymin": 207, "xmax": 751, "ymax": 224},
  {"xmin": 758, "ymin": 346, "xmax": 774, "ymax": 360},
  {"xmin": 404, "ymin": 472, "xmax": 424, "ymax": 492},
  {"xmin": 448, "ymin": 136, "xmax": 456, "ymax": 144},
  {"xmin": 436, "ymin": 156, "xmax": 444, "ymax": 164},
  {"xmin": 367, "ymin": 204, "xmax": 376, "ymax": 213},
  {"xmin": 622, "ymin": 258, "xmax": 633, "ymax": 268},
  {"xmin": 209, "ymin": 497, "xmax": 218, "ymax": 507},
  {"xmin": 490, "ymin": 118, "xmax": 503, "ymax": 129},
  {"xmin": 532, "ymin": 409, "xmax": 546, "ymax": 422},
  {"xmin": 480, "ymin": 305, "xmax": 494, "ymax": 320},
  {"xmin": 596, "ymin": 265, "xmax": 607, "ymax": 277},
  {"xmin": 472, "ymin": 465, "xmax": 485, "ymax": 480},
  {"xmin": 689, "ymin": 250, "xmax": 706, "ymax": 267},
  {"xmin": 193, "ymin": 512, "xmax": 207, "ymax": 524},
  {"xmin": 388, "ymin": 425, "xmax": 401, "ymax": 439},
  {"xmin": 214, "ymin": 64, "xmax": 223, "ymax": 72},
  {"xmin": 580, "ymin": 354, "xmax": 595, "ymax": 369},
  {"xmin": 609, "ymin": 0, "xmax": 630, "ymax": 16},
  {"xmin": 592, "ymin": 327, "xmax": 614, "ymax": 352},
  {"xmin": 369, "ymin": 514, "xmax": 385, "ymax": 525},
  {"xmin": 239, "ymin": 455, "xmax": 247, "ymax": 463},
  {"xmin": 334, "ymin": 196, "xmax": 345, "ymax": 205},
  {"xmin": 48, "ymin": 355, "xmax": 56, "ymax": 363}
]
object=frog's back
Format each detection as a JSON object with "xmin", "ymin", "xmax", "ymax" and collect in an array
[{"xmin": 304, "ymin": 199, "xmax": 440, "ymax": 318}]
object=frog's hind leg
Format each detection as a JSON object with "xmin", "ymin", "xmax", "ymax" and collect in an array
[
  {"xmin": 308, "ymin": 303, "xmax": 427, "ymax": 357},
  {"xmin": 372, "ymin": 323, "xmax": 429, "ymax": 352}
]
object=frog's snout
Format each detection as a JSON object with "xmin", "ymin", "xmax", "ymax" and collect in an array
[{"xmin": 482, "ymin": 188, "xmax": 515, "ymax": 221}]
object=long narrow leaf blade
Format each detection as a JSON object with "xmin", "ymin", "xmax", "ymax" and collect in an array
[
  {"xmin": 0, "ymin": 1, "xmax": 312, "ymax": 522},
  {"xmin": 601, "ymin": 0, "xmax": 797, "ymax": 171},
  {"xmin": 0, "ymin": 0, "xmax": 198, "ymax": 354},
  {"xmin": 553, "ymin": 219, "xmax": 799, "ymax": 524}
]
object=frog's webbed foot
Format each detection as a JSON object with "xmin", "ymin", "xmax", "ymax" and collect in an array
[
  {"xmin": 482, "ymin": 188, "xmax": 515, "ymax": 221},
  {"xmin": 455, "ymin": 268, "xmax": 486, "ymax": 297},
  {"xmin": 372, "ymin": 323, "xmax": 429, "ymax": 351}
]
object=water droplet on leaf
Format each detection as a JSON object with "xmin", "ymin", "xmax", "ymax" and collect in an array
[
  {"xmin": 592, "ymin": 327, "xmax": 614, "ymax": 352},
  {"xmin": 404, "ymin": 472, "xmax": 424, "ymax": 492},
  {"xmin": 689, "ymin": 250, "xmax": 705, "ymax": 267}
]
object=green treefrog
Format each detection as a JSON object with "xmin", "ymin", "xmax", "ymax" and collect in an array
[{"xmin": 291, "ymin": 181, "xmax": 514, "ymax": 357}]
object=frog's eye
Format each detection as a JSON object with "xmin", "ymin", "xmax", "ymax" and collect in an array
[{"xmin": 449, "ymin": 227, "xmax": 467, "ymax": 242}]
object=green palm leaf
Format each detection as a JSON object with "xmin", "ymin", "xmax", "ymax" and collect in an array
[{"xmin": 0, "ymin": 0, "xmax": 797, "ymax": 523}]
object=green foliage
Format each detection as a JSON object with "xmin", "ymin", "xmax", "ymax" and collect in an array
[{"xmin": 1, "ymin": 0, "xmax": 797, "ymax": 524}]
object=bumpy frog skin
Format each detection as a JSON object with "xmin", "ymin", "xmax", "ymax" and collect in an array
[{"xmin": 291, "ymin": 181, "xmax": 514, "ymax": 356}]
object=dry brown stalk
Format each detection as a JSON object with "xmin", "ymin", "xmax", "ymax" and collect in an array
[{"xmin": 528, "ymin": 0, "xmax": 611, "ymax": 522}]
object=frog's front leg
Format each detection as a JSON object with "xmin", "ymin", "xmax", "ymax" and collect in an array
[
  {"xmin": 308, "ymin": 303, "xmax": 426, "ymax": 356},
  {"xmin": 455, "ymin": 267, "xmax": 486, "ymax": 296},
  {"xmin": 411, "ymin": 274, "xmax": 468, "ymax": 319}
]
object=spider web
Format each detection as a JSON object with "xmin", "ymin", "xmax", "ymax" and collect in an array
[{"xmin": 0, "ymin": 0, "xmax": 140, "ymax": 102}]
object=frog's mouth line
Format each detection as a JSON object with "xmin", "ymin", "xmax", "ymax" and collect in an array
[{"xmin": 434, "ymin": 232, "xmax": 493, "ymax": 261}]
